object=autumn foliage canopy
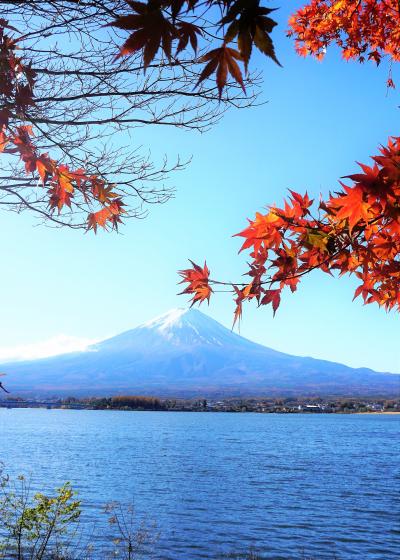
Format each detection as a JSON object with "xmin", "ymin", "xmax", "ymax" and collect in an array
[
  {"xmin": 0, "ymin": 20, "xmax": 126, "ymax": 232},
  {"xmin": 1, "ymin": 1, "xmax": 399, "ymax": 318},
  {"xmin": 177, "ymin": 0, "xmax": 400, "ymax": 320},
  {"xmin": 0, "ymin": 1, "xmax": 268, "ymax": 231},
  {"xmin": 180, "ymin": 140, "xmax": 400, "ymax": 323}
]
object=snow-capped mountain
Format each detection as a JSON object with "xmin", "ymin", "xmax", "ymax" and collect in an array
[
  {"xmin": 1, "ymin": 308, "xmax": 399, "ymax": 397},
  {"xmin": 94, "ymin": 308, "xmax": 270, "ymax": 351}
]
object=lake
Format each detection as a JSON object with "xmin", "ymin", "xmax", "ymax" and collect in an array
[{"xmin": 0, "ymin": 409, "xmax": 399, "ymax": 559}]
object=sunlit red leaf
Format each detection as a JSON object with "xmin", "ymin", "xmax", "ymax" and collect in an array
[{"xmin": 178, "ymin": 260, "xmax": 213, "ymax": 305}]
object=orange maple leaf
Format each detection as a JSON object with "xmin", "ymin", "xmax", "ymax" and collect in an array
[{"xmin": 178, "ymin": 260, "xmax": 213, "ymax": 305}]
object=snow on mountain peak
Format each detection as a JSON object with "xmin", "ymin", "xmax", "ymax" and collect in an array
[
  {"xmin": 139, "ymin": 307, "xmax": 225, "ymax": 345},
  {"xmin": 142, "ymin": 308, "xmax": 191, "ymax": 330}
]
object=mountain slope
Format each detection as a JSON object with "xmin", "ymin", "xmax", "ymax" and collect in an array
[{"xmin": 1, "ymin": 309, "xmax": 399, "ymax": 397}]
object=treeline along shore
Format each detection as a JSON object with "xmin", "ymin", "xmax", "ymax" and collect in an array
[{"xmin": 1, "ymin": 395, "xmax": 399, "ymax": 413}]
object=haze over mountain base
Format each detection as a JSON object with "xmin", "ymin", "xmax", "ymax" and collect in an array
[{"xmin": 1, "ymin": 309, "xmax": 399, "ymax": 397}]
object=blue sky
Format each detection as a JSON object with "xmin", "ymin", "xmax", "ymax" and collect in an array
[{"xmin": 0, "ymin": 4, "xmax": 399, "ymax": 373}]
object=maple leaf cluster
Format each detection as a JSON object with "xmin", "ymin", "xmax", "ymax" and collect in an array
[
  {"xmin": 0, "ymin": 22, "xmax": 125, "ymax": 232},
  {"xmin": 180, "ymin": 138, "xmax": 400, "ymax": 323},
  {"xmin": 111, "ymin": 0, "xmax": 400, "ymax": 98},
  {"xmin": 179, "ymin": 260, "xmax": 213, "ymax": 305},
  {"xmin": 111, "ymin": 0, "xmax": 281, "ymax": 97},
  {"xmin": 288, "ymin": 0, "xmax": 400, "ymax": 67}
]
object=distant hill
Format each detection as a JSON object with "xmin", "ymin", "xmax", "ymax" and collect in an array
[{"xmin": 1, "ymin": 309, "xmax": 399, "ymax": 397}]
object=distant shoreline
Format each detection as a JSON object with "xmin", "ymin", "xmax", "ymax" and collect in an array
[
  {"xmin": 1, "ymin": 395, "xmax": 399, "ymax": 414},
  {"xmin": 1, "ymin": 406, "xmax": 399, "ymax": 415}
]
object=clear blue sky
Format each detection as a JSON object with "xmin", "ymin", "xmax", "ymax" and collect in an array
[{"xmin": 0, "ymin": 3, "xmax": 399, "ymax": 373}]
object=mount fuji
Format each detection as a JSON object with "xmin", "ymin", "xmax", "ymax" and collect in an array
[{"xmin": 1, "ymin": 308, "xmax": 399, "ymax": 397}]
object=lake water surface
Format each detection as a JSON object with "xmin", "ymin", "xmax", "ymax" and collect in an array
[{"xmin": 0, "ymin": 409, "xmax": 399, "ymax": 559}]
